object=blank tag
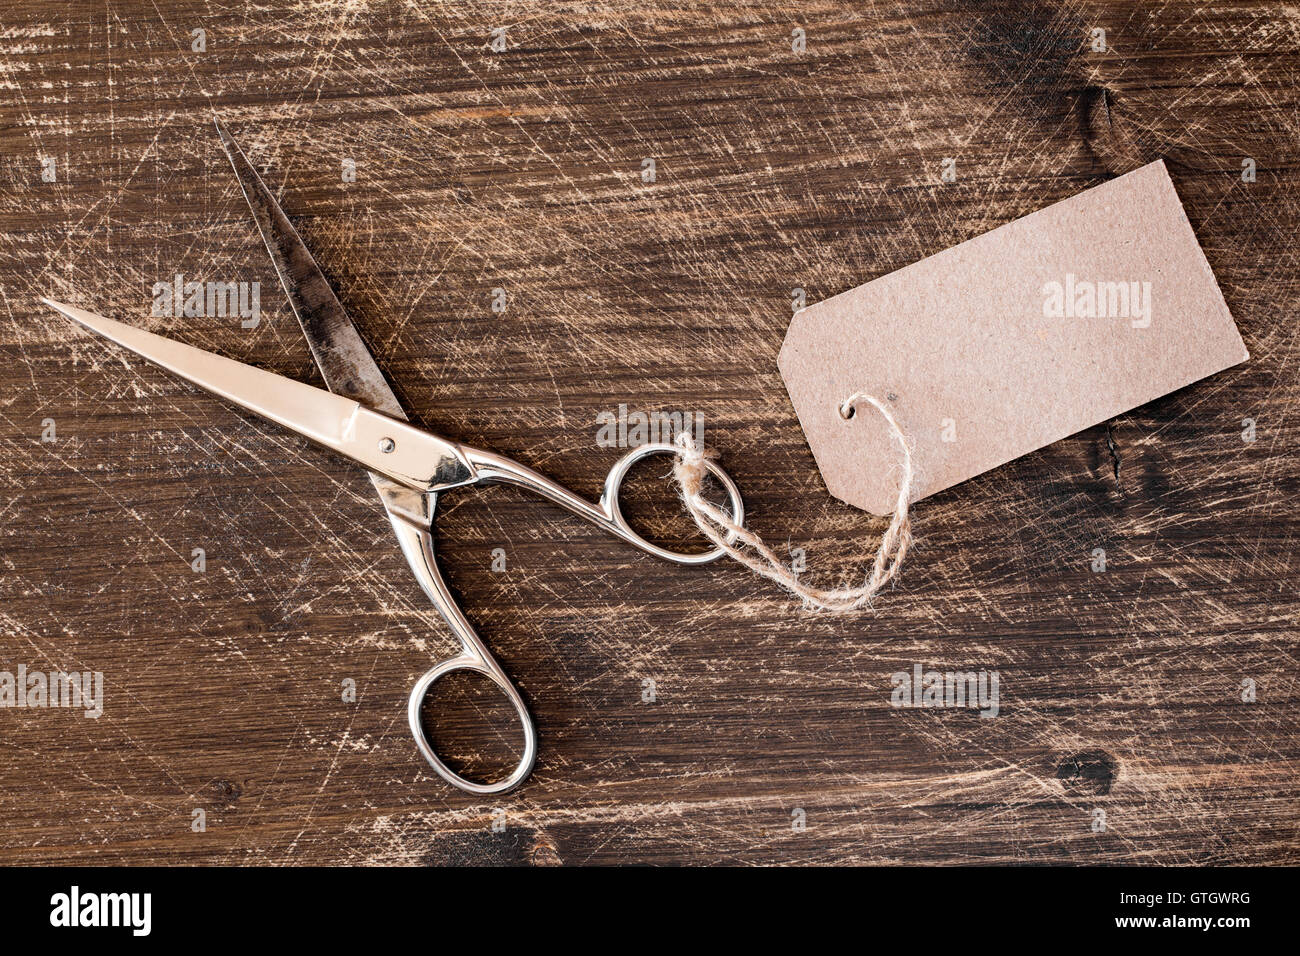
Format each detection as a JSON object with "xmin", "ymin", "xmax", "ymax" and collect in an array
[{"xmin": 778, "ymin": 160, "xmax": 1248, "ymax": 515}]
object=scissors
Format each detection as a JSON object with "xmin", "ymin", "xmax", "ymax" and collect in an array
[{"xmin": 43, "ymin": 120, "xmax": 744, "ymax": 795}]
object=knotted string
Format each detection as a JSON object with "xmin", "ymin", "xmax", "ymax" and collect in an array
[{"xmin": 672, "ymin": 392, "xmax": 913, "ymax": 612}]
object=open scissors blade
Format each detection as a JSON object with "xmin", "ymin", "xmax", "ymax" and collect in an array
[
  {"xmin": 213, "ymin": 118, "xmax": 405, "ymax": 420},
  {"xmin": 41, "ymin": 299, "xmax": 475, "ymax": 493},
  {"xmin": 212, "ymin": 120, "xmax": 475, "ymax": 510}
]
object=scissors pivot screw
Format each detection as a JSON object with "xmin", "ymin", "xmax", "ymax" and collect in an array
[{"xmin": 378, "ymin": 437, "xmax": 396, "ymax": 454}]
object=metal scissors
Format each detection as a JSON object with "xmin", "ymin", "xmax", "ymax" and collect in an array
[{"xmin": 43, "ymin": 120, "xmax": 743, "ymax": 795}]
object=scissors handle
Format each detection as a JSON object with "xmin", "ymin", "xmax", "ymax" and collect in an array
[
  {"xmin": 390, "ymin": 513, "xmax": 539, "ymax": 795},
  {"xmin": 464, "ymin": 442, "xmax": 745, "ymax": 565},
  {"xmin": 395, "ymin": 442, "xmax": 744, "ymax": 796}
]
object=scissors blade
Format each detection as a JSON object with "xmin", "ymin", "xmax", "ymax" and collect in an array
[
  {"xmin": 213, "ymin": 118, "xmax": 406, "ymax": 420},
  {"xmin": 42, "ymin": 299, "xmax": 475, "ymax": 494}
]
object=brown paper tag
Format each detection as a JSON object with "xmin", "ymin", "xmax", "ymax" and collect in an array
[{"xmin": 778, "ymin": 160, "xmax": 1248, "ymax": 515}]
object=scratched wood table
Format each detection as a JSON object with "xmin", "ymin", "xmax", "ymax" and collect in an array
[{"xmin": 0, "ymin": 1, "xmax": 1295, "ymax": 866}]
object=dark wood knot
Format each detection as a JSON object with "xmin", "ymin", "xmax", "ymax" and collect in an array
[
  {"xmin": 1056, "ymin": 750, "xmax": 1116, "ymax": 796},
  {"xmin": 209, "ymin": 778, "xmax": 243, "ymax": 806},
  {"xmin": 1081, "ymin": 86, "xmax": 1149, "ymax": 176}
]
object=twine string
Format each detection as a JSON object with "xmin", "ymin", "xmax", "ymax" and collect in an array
[{"xmin": 671, "ymin": 392, "xmax": 913, "ymax": 612}]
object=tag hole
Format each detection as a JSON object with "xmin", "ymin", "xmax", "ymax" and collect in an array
[{"xmin": 839, "ymin": 402, "xmax": 856, "ymax": 421}]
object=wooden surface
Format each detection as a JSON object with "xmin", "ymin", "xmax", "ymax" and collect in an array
[{"xmin": 0, "ymin": 1, "xmax": 1296, "ymax": 865}]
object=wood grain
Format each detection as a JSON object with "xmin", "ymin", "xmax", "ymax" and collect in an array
[{"xmin": 0, "ymin": 0, "xmax": 1295, "ymax": 865}]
